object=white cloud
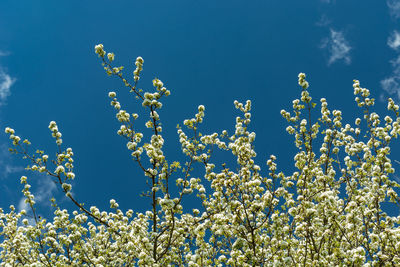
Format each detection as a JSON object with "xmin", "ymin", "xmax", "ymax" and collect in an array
[
  {"xmin": 315, "ymin": 14, "xmax": 331, "ymax": 27},
  {"xmin": 0, "ymin": 69, "xmax": 16, "ymax": 103},
  {"xmin": 17, "ymin": 198, "xmax": 36, "ymax": 226},
  {"xmin": 17, "ymin": 175, "xmax": 58, "ymax": 207},
  {"xmin": 388, "ymin": 30, "xmax": 400, "ymax": 50},
  {"xmin": 17, "ymin": 176, "xmax": 58, "ymax": 225},
  {"xmin": 388, "ymin": 0, "xmax": 400, "ymax": 19},
  {"xmin": 17, "ymin": 197, "xmax": 29, "ymax": 213},
  {"xmin": 381, "ymin": 76, "xmax": 400, "ymax": 98},
  {"xmin": 0, "ymin": 144, "xmax": 24, "ymax": 178},
  {"xmin": 320, "ymin": 29, "xmax": 352, "ymax": 66},
  {"xmin": 381, "ymin": 55, "xmax": 400, "ymax": 99},
  {"xmin": 4, "ymin": 164, "xmax": 25, "ymax": 176},
  {"xmin": 35, "ymin": 176, "xmax": 57, "ymax": 202},
  {"xmin": 0, "ymin": 50, "xmax": 15, "ymax": 104}
]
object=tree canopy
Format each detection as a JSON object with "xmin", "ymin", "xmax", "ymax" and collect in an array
[{"xmin": 1, "ymin": 44, "xmax": 400, "ymax": 266}]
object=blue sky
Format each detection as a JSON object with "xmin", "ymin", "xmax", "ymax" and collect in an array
[{"xmin": 1, "ymin": 0, "xmax": 400, "ymax": 217}]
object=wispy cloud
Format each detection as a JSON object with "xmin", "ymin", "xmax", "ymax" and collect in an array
[
  {"xmin": 381, "ymin": 76, "xmax": 400, "ymax": 98},
  {"xmin": 320, "ymin": 29, "xmax": 352, "ymax": 66},
  {"xmin": 380, "ymin": 29, "xmax": 400, "ymax": 100},
  {"xmin": 17, "ymin": 197, "xmax": 29, "ymax": 213},
  {"xmin": 381, "ymin": 55, "xmax": 400, "ymax": 99},
  {"xmin": 3, "ymin": 164, "xmax": 25, "ymax": 176},
  {"xmin": 17, "ymin": 175, "xmax": 58, "ymax": 210},
  {"xmin": 0, "ymin": 69, "xmax": 16, "ymax": 104},
  {"xmin": 17, "ymin": 198, "xmax": 36, "ymax": 226},
  {"xmin": 17, "ymin": 175, "xmax": 58, "ymax": 225},
  {"xmin": 315, "ymin": 14, "xmax": 331, "ymax": 27},
  {"xmin": 35, "ymin": 176, "xmax": 57, "ymax": 203},
  {"xmin": 388, "ymin": 30, "xmax": 400, "ymax": 50},
  {"xmin": 0, "ymin": 144, "xmax": 24, "ymax": 178},
  {"xmin": 0, "ymin": 50, "xmax": 15, "ymax": 105},
  {"xmin": 387, "ymin": 0, "xmax": 400, "ymax": 19}
]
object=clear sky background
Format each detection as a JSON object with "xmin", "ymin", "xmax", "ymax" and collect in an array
[{"xmin": 1, "ymin": 0, "xmax": 400, "ymax": 218}]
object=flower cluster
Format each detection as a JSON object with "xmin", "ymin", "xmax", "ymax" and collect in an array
[
  {"xmin": 49, "ymin": 121, "xmax": 63, "ymax": 145},
  {"xmin": 95, "ymin": 44, "xmax": 105, "ymax": 57},
  {"xmin": 298, "ymin": 72, "xmax": 309, "ymax": 89},
  {"xmin": 2, "ymin": 45, "xmax": 400, "ymax": 266},
  {"xmin": 5, "ymin": 127, "xmax": 21, "ymax": 146},
  {"xmin": 133, "ymin": 57, "xmax": 144, "ymax": 81}
]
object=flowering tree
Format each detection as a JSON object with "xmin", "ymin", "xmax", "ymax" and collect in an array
[{"xmin": 1, "ymin": 44, "xmax": 400, "ymax": 266}]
